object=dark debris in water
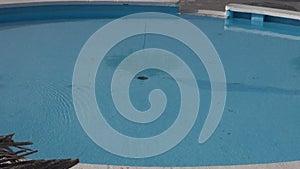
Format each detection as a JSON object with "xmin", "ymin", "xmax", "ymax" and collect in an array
[
  {"xmin": 66, "ymin": 84, "xmax": 73, "ymax": 88},
  {"xmin": 0, "ymin": 134, "xmax": 79, "ymax": 169},
  {"xmin": 137, "ymin": 76, "xmax": 149, "ymax": 80}
]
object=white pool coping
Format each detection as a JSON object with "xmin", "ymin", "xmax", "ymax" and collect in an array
[
  {"xmin": 72, "ymin": 161, "xmax": 300, "ymax": 169},
  {"xmin": 0, "ymin": 0, "xmax": 179, "ymax": 7},
  {"xmin": 226, "ymin": 3, "xmax": 300, "ymax": 20},
  {"xmin": 196, "ymin": 10, "xmax": 226, "ymax": 18}
]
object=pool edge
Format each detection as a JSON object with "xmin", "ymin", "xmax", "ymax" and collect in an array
[
  {"xmin": 0, "ymin": 0, "xmax": 180, "ymax": 8},
  {"xmin": 72, "ymin": 160, "xmax": 300, "ymax": 169}
]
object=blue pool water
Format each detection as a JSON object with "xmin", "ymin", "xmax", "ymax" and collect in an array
[{"xmin": 0, "ymin": 4, "xmax": 300, "ymax": 166}]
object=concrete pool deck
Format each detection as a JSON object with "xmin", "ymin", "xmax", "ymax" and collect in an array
[
  {"xmin": 1, "ymin": 0, "xmax": 300, "ymax": 20},
  {"xmin": 72, "ymin": 161, "xmax": 300, "ymax": 169},
  {"xmin": 1, "ymin": 0, "xmax": 300, "ymax": 19},
  {"xmin": 0, "ymin": 0, "xmax": 299, "ymax": 168}
]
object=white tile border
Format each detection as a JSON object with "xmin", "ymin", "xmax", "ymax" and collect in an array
[
  {"xmin": 72, "ymin": 161, "xmax": 300, "ymax": 169},
  {"xmin": 0, "ymin": 0, "xmax": 180, "ymax": 7},
  {"xmin": 226, "ymin": 3, "xmax": 300, "ymax": 20}
]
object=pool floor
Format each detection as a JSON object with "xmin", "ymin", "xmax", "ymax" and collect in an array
[{"xmin": 0, "ymin": 7, "xmax": 299, "ymax": 167}]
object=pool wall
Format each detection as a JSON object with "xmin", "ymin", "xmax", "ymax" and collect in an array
[{"xmin": 0, "ymin": 0, "xmax": 179, "ymax": 24}]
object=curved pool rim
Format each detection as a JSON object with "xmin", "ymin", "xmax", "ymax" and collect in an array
[{"xmin": 0, "ymin": 0, "xmax": 180, "ymax": 7}]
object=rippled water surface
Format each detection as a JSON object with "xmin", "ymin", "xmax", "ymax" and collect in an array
[{"xmin": 0, "ymin": 11, "xmax": 300, "ymax": 166}]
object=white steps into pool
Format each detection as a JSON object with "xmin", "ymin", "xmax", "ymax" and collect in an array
[{"xmin": 226, "ymin": 3, "xmax": 300, "ymax": 23}]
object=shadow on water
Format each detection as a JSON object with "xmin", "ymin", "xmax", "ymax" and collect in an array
[
  {"xmin": 197, "ymin": 80, "xmax": 300, "ymax": 96},
  {"xmin": 66, "ymin": 84, "xmax": 73, "ymax": 89},
  {"xmin": 0, "ymin": 75, "xmax": 3, "ymax": 89}
]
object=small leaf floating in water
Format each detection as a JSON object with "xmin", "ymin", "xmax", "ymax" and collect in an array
[{"xmin": 137, "ymin": 76, "xmax": 148, "ymax": 80}]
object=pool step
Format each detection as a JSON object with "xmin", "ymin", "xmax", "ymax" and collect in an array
[{"xmin": 226, "ymin": 3, "xmax": 300, "ymax": 25}]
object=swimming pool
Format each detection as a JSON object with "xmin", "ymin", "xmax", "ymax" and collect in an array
[{"xmin": 0, "ymin": 2, "xmax": 299, "ymax": 167}]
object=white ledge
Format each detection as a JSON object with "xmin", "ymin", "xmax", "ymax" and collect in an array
[
  {"xmin": 226, "ymin": 3, "xmax": 300, "ymax": 20},
  {"xmin": 197, "ymin": 10, "xmax": 226, "ymax": 18}
]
